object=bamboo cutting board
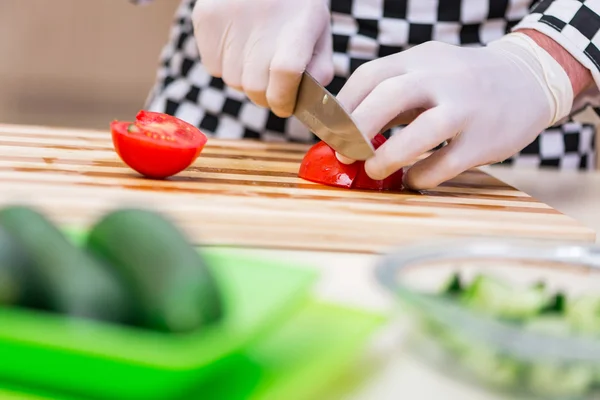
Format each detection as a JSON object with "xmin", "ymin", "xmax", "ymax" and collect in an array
[{"xmin": 0, "ymin": 123, "xmax": 594, "ymax": 253}]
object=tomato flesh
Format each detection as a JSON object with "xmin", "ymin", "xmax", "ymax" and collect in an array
[
  {"xmin": 298, "ymin": 134, "xmax": 404, "ymax": 191},
  {"xmin": 111, "ymin": 111, "xmax": 208, "ymax": 179}
]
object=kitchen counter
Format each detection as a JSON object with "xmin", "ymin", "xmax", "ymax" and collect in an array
[{"xmin": 234, "ymin": 165, "xmax": 600, "ymax": 400}]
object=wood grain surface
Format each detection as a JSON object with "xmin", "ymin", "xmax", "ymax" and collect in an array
[{"xmin": 0, "ymin": 123, "xmax": 594, "ymax": 253}]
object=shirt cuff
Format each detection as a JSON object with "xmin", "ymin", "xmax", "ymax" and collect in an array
[{"xmin": 512, "ymin": 0, "xmax": 600, "ymax": 93}]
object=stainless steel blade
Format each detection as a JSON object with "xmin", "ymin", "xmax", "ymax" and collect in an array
[{"xmin": 293, "ymin": 72, "xmax": 375, "ymax": 161}]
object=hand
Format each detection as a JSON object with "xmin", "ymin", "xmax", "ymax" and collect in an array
[
  {"xmin": 336, "ymin": 33, "xmax": 574, "ymax": 190},
  {"xmin": 192, "ymin": 0, "xmax": 334, "ymax": 117}
]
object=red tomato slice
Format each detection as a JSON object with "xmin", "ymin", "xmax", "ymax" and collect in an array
[
  {"xmin": 298, "ymin": 141, "xmax": 359, "ymax": 188},
  {"xmin": 351, "ymin": 167, "xmax": 404, "ymax": 190},
  {"xmin": 350, "ymin": 134, "xmax": 404, "ymax": 190},
  {"xmin": 298, "ymin": 134, "xmax": 404, "ymax": 191},
  {"xmin": 111, "ymin": 111, "xmax": 208, "ymax": 179},
  {"xmin": 371, "ymin": 133, "xmax": 387, "ymax": 149},
  {"xmin": 351, "ymin": 168, "xmax": 386, "ymax": 190}
]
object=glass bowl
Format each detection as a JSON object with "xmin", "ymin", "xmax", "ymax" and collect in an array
[{"xmin": 375, "ymin": 238, "xmax": 600, "ymax": 400}]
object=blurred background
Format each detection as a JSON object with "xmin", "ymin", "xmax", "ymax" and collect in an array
[
  {"xmin": 1, "ymin": 0, "xmax": 599, "ymax": 169},
  {"xmin": 0, "ymin": 0, "xmax": 178, "ymax": 129}
]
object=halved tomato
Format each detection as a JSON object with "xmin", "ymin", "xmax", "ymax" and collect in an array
[
  {"xmin": 111, "ymin": 110, "xmax": 208, "ymax": 179},
  {"xmin": 297, "ymin": 141, "xmax": 359, "ymax": 188},
  {"xmin": 298, "ymin": 134, "xmax": 404, "ymax": 191}
]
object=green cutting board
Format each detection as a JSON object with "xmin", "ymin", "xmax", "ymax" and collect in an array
[
  {"xmin": 0, "ymin": 300, "xmax": 385, "ymax": 400},
  {"xmin": 0, "ymin": 248, "xmax": 318, "ymax": 400}
]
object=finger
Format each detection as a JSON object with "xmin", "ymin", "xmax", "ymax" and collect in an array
[
  {"xmin": 336, "ymin": 54, "xmax": 407, "ymax": 114},
  {"xmin": 364, "ymin": 106, "xmax": 463, "ymax": 180},
  {"xmin": 306, "ymin": 30, "xmax": 335, "ymax": 86},
  {"xmin": 194, "ymin": 37, "xmax": 224, "ymax": 78},
  {"xmin": 241, "ymin": 36, "xmax": 271, "ymax": 108},
  {"xmin": 381, "ymin": 108, "xmax": 426, "ymax": 131},
  {"xmin": 336, "ymin": 152, "xmax": 355, "ymax": 164},
  {"xmin": 403, "ymin": 138, "xmax": 471, "ymax": 190},
  {"xmin": 267, "ymin": 25, "xmax": 326, "ymax": 118},
  {"xmin": 245, "ymin": 87, "xmax": 269, "ymax": 109},
  {"xmin": 352, "ymin": 74, "xmax": 434, "ymax": 141},
  {"xmin": 192, "ymin": 3, "xmax": 227, "ymax": 78},
  {"xmin": 221, "ymin": 37, "xmax": 245, "ymax": 91},
  {"xmin": 334, "ymin": 107, "xmax": 425, "ymax": 165}
]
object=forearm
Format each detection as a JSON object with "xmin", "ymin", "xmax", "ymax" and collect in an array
[{"xmin": 517, "ymin": 28, "xmax": 593, "ymax": 96}]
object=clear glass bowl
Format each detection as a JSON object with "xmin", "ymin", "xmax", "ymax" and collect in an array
[{"xmin": 374, "ymin": 238, "xmax": 600, "ymax": 400}]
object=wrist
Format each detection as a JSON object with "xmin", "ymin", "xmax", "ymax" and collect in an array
[
  {"xmin": 489, "ymin": 32, "xmax": 574, "ymax": 127},
  {"xmin": 517, "ymin": 28, "xmax": 593, "ymax": 97}
]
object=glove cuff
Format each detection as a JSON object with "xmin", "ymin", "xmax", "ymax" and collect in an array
[{"xmin": 489, "ymin": 32, "xmax": 574, "ymax": 127}]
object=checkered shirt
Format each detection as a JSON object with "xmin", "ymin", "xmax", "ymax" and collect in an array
[{"xmin": 131, "ymin": 0, "xmax": 600, "ymax": 170}]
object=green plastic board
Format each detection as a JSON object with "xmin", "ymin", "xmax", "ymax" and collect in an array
[
  {"xmin": 0, "ymin": 300, "xmax": 385, "ymax": 400},
  {"xmin": 0, "ymin": 248, "xmax": 318, "ymax": 400}
]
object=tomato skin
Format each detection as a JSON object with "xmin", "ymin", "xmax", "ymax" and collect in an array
[
  {"xmin": 351, "ymin": 167, "xmax": 404, "ymax": 190},
  {"xmin": 111, "ymin": 111, "xmax": 207, "ymax": 179},
  {"xmin": 350, "ymin": 134, "xmax": 404, "ymax": 190},
  {"xmin": 351, "ymin": 168, "xmax": 386, "ymax": 190},
  {"xmin": 298, "ymin": 134, "xmax": 404, "ymax": 191},
  {"xmin": 298, "ymin": 141, "xmax": 359, "ymax": 188},
  {"xmin": 371, "ymin": 133, "xmax": 387, "ymax": 149}
]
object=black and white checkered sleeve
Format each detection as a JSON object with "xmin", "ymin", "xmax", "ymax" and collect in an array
[{"xmin": 513, "ymin": 0, "xmax": 600, "ymax": 89}]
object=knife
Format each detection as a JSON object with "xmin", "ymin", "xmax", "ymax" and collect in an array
[{"xmin": 292, "ymin": 71, "xmax": 375, "ymax": 161}]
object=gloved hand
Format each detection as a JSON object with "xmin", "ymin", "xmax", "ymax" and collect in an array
[
  {"xmin": 335, "ymin": 32, "xmax": 574, "ymax": 190},
  {"xmin": 192, "ymin": 0, "xmax": 334, "ymax": 117}
]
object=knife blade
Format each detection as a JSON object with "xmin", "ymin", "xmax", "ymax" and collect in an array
[{"xmin": 292, "ymin": 71, "xmax": 375, "ymax": 161}]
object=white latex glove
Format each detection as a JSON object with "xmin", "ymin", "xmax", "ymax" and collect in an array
[
  {"xmin": 336, "ymin": 32, "xmax": 574, "ymax": 190},
  {"xmin": 192, "ymin": 0, "xmax": 334, "ymax": 117}
]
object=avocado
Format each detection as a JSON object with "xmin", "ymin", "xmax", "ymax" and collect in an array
[
  {"xmin": 0, "ymin": 205, "xmax": 132, "ymax": 323},
  {"xmin": 85, "ymin": 208, "xmax": 223, "ymax": 333},
  {"xmin": 0, "ymin": 225, "xmax": 36, "ymax": 307}
]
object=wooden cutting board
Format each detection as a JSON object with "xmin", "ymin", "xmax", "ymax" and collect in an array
[{"xmin": 0, "ymin": 123, "xmax": 594, "ymax": 253}]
